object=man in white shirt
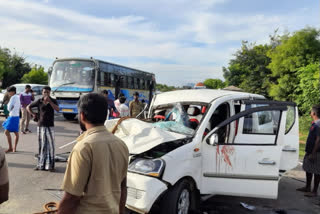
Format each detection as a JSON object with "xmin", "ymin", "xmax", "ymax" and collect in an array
[
  {"xmin": 119, "ymin": 96, "xmax": 129, "ymax": 117},
  {"xmin": 2, "ymin": 86, "xmax": 21, "ymax": 153}
]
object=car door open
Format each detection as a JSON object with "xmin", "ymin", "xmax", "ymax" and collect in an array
[
  {"xmin": 201, "ymin": 105, "xmax": 288, "ymax": 199},
  {"xmin": 242, "ymin": 100, "xmax": 299, "ymax": 171}
]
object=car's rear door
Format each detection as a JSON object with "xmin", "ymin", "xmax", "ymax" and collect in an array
[
  {"xmin": 201, "ymin": 105, "xmax": 287, "ymax": 199},
  {"xmin": 242, "ymin": 100, "xmax": 299, "ymax": 171}
]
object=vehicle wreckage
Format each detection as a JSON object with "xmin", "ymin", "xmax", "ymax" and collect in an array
[{"xmin": 105, "ymin": 89, "xmax": 299, "ymax": 214}]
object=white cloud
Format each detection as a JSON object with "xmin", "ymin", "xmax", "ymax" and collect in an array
[{"xmin": 0, "ymin": 0, "xmax": 318, "ymax": 86}]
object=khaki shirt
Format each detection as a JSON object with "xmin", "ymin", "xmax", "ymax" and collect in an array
[
  {"xmin": 129, "ymin": 100, "xmax": 143, "ymax": 118},
  {"xmin": 62, "ymin": 126, "xmax": 129, "ymax": 214},
  {"xmin": 0, "ymin": 147, "xmax": 9, "ymax": 186}
]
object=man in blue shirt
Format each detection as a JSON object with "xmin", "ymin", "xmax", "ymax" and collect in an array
[{"xmin": 297, "ymin": 105, "xmax": 320, "ymax": 197}]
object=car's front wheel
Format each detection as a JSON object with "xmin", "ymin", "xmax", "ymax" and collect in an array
[{"xmin": 160, "ymin": 179, "xmax": 197, "ymax": 214}]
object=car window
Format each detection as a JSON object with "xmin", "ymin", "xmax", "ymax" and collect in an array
[
  {"xmin": 285, "ymin": 106, "xmax": 295, "ymax": 134},
  {"xmin": 243, "ymin": 110, "xmax": 280, "ymax": 135},
  {"xmin": 212, "ymin": 109, "xmax": 282, "ymax": 145}
]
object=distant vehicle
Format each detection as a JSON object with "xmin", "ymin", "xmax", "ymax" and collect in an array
[
  {"xmin": 48, "ymin": 58, "xmax": 156, "ymax": 120},
  {"xmin": 0, "ymin": 84, "xmax": 45, "ymax": 113},
  {"xmin": 105, "ymin": 89, "xmax": 299, "ymax": 214}
]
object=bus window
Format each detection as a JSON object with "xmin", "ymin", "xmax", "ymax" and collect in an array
[
  {"xmin": 134, "ymin": 78, "xmax": 138, "ymax": 89},
  {"xmin": 145, "ymin": 80, "xmax": 149, "ymax": 89},
  {"xmin": 100, "ymin": 72, "xmax": 110, "ymax": 86},
  {"xmin": 110, "ymin": 74, "xmax": 115, "ymax": 87},
  {"xmin": 141, "ymin": 79, "xmax": 145, "ymax": 90},
  {"xmin": 121, "ymin": 76, "xmax": 128, "ymax": 88},
  {"xmin": 128, "ymin": 76, "xmax": 133, "ymax": 89}
]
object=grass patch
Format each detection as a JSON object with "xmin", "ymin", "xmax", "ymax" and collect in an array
[{"xmin": 299, "ymin": 143, "xmax": 306, "ymax": 159}]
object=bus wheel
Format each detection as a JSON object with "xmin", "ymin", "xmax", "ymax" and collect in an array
[{"xmin": 63, "ymin": 113, "xmax": 76, "ymax": 120}]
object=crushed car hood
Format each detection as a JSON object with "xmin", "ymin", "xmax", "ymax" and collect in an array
[{"xmin": 105, "ymin": 118, "xmax": 188, "ymax": 154}]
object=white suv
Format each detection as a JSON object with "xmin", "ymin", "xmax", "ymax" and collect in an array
[{"xmin": 105, "ymin": 89, "xmax": 299, "ymax": 214}]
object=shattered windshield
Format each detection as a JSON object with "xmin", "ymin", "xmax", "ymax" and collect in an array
[{"xmin": 151, "ymin": 103, "xmax": 208, "ymax": 136}]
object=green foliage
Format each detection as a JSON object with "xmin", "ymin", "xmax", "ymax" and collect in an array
[
  {"xmin": 223, "ymin": 41, "xmax": 272, "ymax": 98},
  {"xmin": 21, "ymin": 66, "xmax": 48, "ymax": 85},
  {"xmin": 203, "ymin": 78, "xmax": 225, "ymax": 89},
  {"xmin": 295, "ymin": 63, "xmax": 320, "ymax": 114},
  {"xmin": 267, "ymin": 28, "xmax": 320, "ymax": 101},
  {"xmin": 223, "ymin": 27, "xmax": 320, "ymax": 115},
  {"xmin": 156, "ymin": 83, "xmax": 176, "ymax": 92},
  {"xmin": 0, "ymin": 46, "xmax": 31, "ymax": 88},
  {"xmin": 299, "ymin": 115, "xmax": 312, "ymax": 135}
]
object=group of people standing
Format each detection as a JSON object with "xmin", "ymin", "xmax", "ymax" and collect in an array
[
  {"xmin": 101, "ymin": 90, "xmax": 145, "ymax": 119},
  {"xmin": 2, "ymin": 85, "xmax": 59, "ymax": 172}
]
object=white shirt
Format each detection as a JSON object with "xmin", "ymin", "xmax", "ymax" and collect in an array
[
  {"xmin": 114, "ymin": 99, "xmax": 121, "ymax": 112},
  {"xmin": 8, "ymin": 94, "xmax": 21, "ymax": 117},
  {"xmin": 119, "ymin": 104, "xmax": 129, "ymax": 117}
]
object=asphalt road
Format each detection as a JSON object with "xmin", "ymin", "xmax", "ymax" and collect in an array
[{"xmin": 0, "ymin": 114, "xmax": 319, "ymax": 214}]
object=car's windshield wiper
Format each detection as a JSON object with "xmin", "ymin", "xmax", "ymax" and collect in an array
[{"xmin": 52, "ymin": 82, "xmax": 76, "ymax": 94}]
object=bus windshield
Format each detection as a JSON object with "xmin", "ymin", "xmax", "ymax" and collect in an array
[{"xmin": 50, "ymin": 60, "xmax": 95, "ymax": 90}]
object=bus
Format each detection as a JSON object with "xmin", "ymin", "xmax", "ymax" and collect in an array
[{"xmin": 48, "ymin": 58, "xmax": 156, "ymax": 120}]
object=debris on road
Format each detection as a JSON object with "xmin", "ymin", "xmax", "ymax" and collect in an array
[{"xmin": 240, "ymin": 202, "xmax": 256, "ymax": 211}]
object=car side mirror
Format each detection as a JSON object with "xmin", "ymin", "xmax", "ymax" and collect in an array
[{"xmin": 207, "ymin": 133, "xmax": 219, "ymax": 146}]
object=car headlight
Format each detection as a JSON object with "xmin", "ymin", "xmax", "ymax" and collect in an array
[{"xmin": 128, "ymin": 158, "xmax": 165, "ymax": 178}]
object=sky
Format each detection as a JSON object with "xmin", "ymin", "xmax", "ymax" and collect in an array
[{"xmin": 0, "ymin": 0, "xmax": 319, "ymax": 86}]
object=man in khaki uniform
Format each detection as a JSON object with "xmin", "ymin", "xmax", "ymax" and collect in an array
[
  {"xmin": 59, "ymin": 93, "xmax": 129, "ymax": 214},
  {"xmin": 0, "ymin": 147, "xmax": 9, "ymax": 204},
  {"xmin": 129, "ymin": 91, "xmax": 144, "ymax": 118}
]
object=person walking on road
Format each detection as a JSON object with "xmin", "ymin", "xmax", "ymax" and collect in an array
[
  {"xmin": 20, "ymin": 85, "xmax": 34, "ymax": 134},
  {"xmin": 59, "ymin": 93, "xmax": 129, "ymax": 214},
  {"xmin": 129, "ymin": 92, "xmax": 143, "ymax": 118},
  {"xmin": 297, "ymin": 104, "xmax": 320, "ymax": 197},
  {"xmin": 2, "ymin": 86, "xmax": 21, "ymax": 153},
  {"xmin": 27, "ymin": 86, "xmax": 59, "ymax": 171}
]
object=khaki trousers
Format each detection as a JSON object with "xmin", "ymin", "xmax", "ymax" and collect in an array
[{"xmin": 20, "ymin": 107, "xmax": 30, "ymax": 132}]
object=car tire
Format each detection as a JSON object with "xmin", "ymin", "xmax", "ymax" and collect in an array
[
  {"xmin": 160, "ymin": 180, "xmax": 197, "ymax": 214},
  {"xmin": 63, "ymin": 113, "xmax": 76, "ymax": 120}
]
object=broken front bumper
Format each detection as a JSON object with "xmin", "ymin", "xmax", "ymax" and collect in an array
[{"xmin": 126, "ymin": 172, "xmax": 168, "ymax": 214}]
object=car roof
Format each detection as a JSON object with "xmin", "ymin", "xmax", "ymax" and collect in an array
[{"xmin": 152, "ymin": 89, "xmax": 264, "ymax": 106}]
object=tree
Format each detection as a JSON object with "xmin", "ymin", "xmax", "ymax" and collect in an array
[
  {"xmin": 223, "ymin": 41, "xmax": 272, "ymax": 97},
  {"xmin": 21, "ymin": 66, "xmax": 48, "ymax": 85},
  {"xmin": 203, "ymin": 78, "xmax": 225, "ymax": 89},
  {"xmin": 0, "ymin": 47, "xmax": 31, "ymax": 88},
  {"xmin": 267, "ymin": 27, "xmax": 320, "ymax": 101},
  {"xmin": 295, "ymin": 63, "xmax": 320, "ymax": 114},
  {"xmin": 156, "ymin": 83, "xmax": 176, "ymax": 92}
]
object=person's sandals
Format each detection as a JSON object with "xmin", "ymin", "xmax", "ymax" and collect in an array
[
  {"xmin": 296, "ymin": 187, "xmax": 311, "ymax": 192},
  {"xmin": 304, "ymin": 192, "xmax": 318, "ymax": 197},
  {"xmin": 25, "ymin": 129, "xmax": 32, "ymax": 133},
  {"xmin": 21, "ymin": 131, "xmax": 26, "ymax": 134}
]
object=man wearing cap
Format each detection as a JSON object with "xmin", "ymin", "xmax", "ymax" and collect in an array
[{"xmin": 129, "ymin": 92, "xmax": 144, "ymax": 118}]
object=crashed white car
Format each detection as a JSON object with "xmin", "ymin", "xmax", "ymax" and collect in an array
[{"xmin": 105, "ymin": 89, "xmax": 299, "ymax": 214}]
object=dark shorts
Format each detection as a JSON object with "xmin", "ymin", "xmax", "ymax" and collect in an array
[{"xmin": 303, "ymin": 153, "xmax": 320, "ymax": 175}]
